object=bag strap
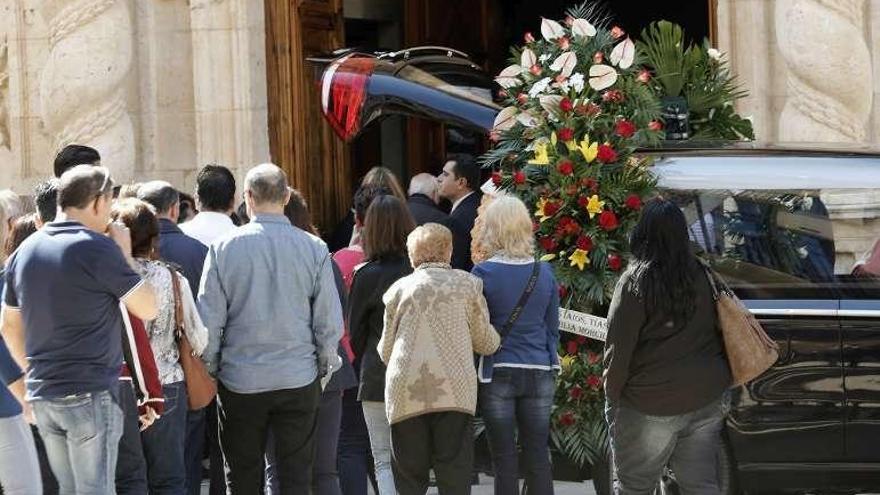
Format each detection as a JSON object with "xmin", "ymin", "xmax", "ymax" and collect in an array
[
  {"xmin": 499, "ymin": 262, "xmax": 541, "ymax": 337},
  {"xmin": 166, "ymin": 265, "xmax": 185, "ymax": 340}
]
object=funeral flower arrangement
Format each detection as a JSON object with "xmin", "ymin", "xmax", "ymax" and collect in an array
[{"xmin": 481, "ymin": 4, "xmax": 662, "ymax": 469}]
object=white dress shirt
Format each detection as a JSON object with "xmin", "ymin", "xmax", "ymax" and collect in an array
[
  {"xmin": 180, "ymin": 211, "xmax": 236, "ymax": 247},
  {"xmin": 450, "ymin": 191, "xmax": 476, "ymax": 214}
]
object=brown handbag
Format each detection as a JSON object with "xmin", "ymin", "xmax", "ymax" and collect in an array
[
  {"xmin": 168, "ymin": 267, "xmax": 217, "ymax": 410},
  {"xmin": 704, "ymin": 265, "xmax": 780, "ymax": 387}
]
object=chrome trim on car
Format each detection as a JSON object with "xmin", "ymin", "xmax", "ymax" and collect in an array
[{"xmin": 749, "ymin": 308, "xmax": 839, "ymax": 317}]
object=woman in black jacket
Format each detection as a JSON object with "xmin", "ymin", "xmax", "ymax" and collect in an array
[
  {"xmin": 348, "ymin": 195, "xmax": 415, "ymax": 495},
  {"xmin": 604, "ymin": 198, "xmax": 731, "ymax": 494}
]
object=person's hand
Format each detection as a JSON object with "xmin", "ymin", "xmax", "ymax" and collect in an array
[
  {"xmin": 22, "ymin": 402, "xmax": 35, "ymax": 425},
  {"xmin": 138, "ymin": 406, "xmax": 159, "ymax": 432},
  {"xmin": 107, "ymin": 221, "xmax": 133, "ymax": 256}
]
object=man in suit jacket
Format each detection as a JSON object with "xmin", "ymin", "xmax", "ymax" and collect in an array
[
  {"xmin": 437, "ymin": 154, "xmax": 482, "ymax": 271},
  {"xmin": 407, "ymin": 173, "xmax": 449, "ymax": 226}
]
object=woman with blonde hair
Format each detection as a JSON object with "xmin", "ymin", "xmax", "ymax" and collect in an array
[
  {"xmin": 380, "ymin": 222, "xmax": 499, "ymax": 494},
  {"xmin": 471, "ymin": 195, "xmax": 559, "ymax": 495}
]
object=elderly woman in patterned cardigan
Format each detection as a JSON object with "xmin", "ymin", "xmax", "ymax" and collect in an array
[{"xmin": 379, "ymin": 222, "xmax": 500, "ymax": 495}]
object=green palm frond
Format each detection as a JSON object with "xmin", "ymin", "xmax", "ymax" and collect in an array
[
  {"xmin": 638, "ymin": 21, "xmax": 686, "ymax": 97},
  {"xmin": 565, "ymin": 2, "xmax": 613, "ymax": 29}
]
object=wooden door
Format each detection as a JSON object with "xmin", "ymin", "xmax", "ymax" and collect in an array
[{"xmin": 265, "ymin": 0, "xmax": 350, "ymax": 233}]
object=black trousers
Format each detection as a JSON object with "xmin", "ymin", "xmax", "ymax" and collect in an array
[
  {"xmin": 218, "ymin": 380, "xmax": 321, "ymax": 495},
  {"xmin": 390, "ymin": 412, "xmax": 474, "ymax": 495}
]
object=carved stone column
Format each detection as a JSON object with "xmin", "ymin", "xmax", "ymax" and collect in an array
[
  {"xmin": 38, "ymin": 0, "xmax": 135, "ymax": 179},
  {"xmin": 775, "ymin": 0, "xmax": 873, "ymax": 142},
  {"xmin": 0, "ymin": 35, "xmax": 9, "ymax": 150}
]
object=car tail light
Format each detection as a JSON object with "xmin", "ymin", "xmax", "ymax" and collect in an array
[{"xmin": 320, "ymin": 54, "xmax": 375, "ymax": 141}]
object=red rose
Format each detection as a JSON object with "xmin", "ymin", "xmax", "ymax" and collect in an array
[
  {"xmin": 576, "ymin": 235, "xmax": 593, "ymax": 251},
  {"xmin": 648, "ymin": 120, "xmax": 663, "ymax": 132},
  {"xmin": 558, "ymin": 36, "xmax": 571, "ymax": 50},
  {"xmin": 558, "ymin": 127, "xmax": 575, "ymax": 142},
  {"xmin": 615, "ymin": 119, "xmax": 636, "ymax": 139},
  {"xmin": 608, "ymin": 253, "xmax": 622, "ymax": 271},
  {"xmin": 539, "ymin": 236, "xmax": 557, "ymax": 252},
  {"xmin": 513, "ymin": 170, "xmax": 526, "ymax": 185},
  {"xmin": 569, "ymin": 385, "xmax": 584, "ymax": 399},
  {"xmin": 586, "ymin": 350, "xmax": 601, "ymax": 365},
  {"xmin": 556, "ymin": 216, "xmax": 581, "ymax": 237},
  {"xmin": 517, "ymin": 93, "xmax": 528, "ymax": 105},
  {"xmin": 530, "ymin": 64, "xmax": 543, "ymax": 76},
  {"xmin": 556, "ymin": 160, "xmax": 574, "ymax": 176},
  {"xmin": 488, "ymin": 131, "xmax": 501, "ymax": 143},
  {"xmin": 558, "ymin": 284, "xmax": 569, "ymax": 299},
  {"xmin": 597, "ymin": 144, "xmax": 618, "ymax": 163},
  {"xmin": 593, "ymin": 51, "xmax": 604, "ymax": 64},
  {"xmin": 543, "ymin": 200, "xmax": 561, "ymax": 217},
  {"xmin": 611, "ymin": 26, "xmax": 625, "ymax": 39},
  {"xmin": 599, "ymin": 210, "xmax": 619, "ymax": 231},
  {"xmin": 637, "ymin": 69, "xmax": 651, "ymax": 83},
  {"xmin": 580, "ymin": 177, "xmax": 598, "ymax": 191},
  {"xmin": 576, "ymin": 335, "xmax": 587, "ymax": 344},
  {"xmin": 498, "ymin": 89, "xmax": 508, "ymax": 99},
  {"xmin": 559, "ymin": 98, "xmax": 573, "ymax": 113},
  {"xmin": 524, "ymin": 32, "xmax": 536, "ymax": 43},
  {"xmin": 602, "ymin": 90, "xmax": 624, "ymax": 103},
  {"xmin": 532, "ymin": 220, "xmax": 540, "ymax": 232},
  {"xmin": 587, "ymin": 374, "xmax": 602, "ymax": 391},
  {"xmin": 625, "ymin": 194, "xmax": 642, "ymax": 210},
  {"xmin": 566, "ymin": 340, "xmax": 579, "ymax": 355},
  {"xmin": 491, "ymin": 171, "xmax": 503, "ymax": 186},
  {"xmin": 577, "ymin": 196, "xmax": 589, "ymax": 209},
  {"xmin": 559, "ymin": 411, "xmax": 576, "ymax": 426}
]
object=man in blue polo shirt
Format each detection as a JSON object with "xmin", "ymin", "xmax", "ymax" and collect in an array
[{"xmin": 1, "ymin": 164, "xmax": 158, "ymax": 494}]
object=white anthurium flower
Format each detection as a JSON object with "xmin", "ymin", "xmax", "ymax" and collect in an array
[
  {"xmin": 609, "ymin": 38, "xmax": 635, "ymax": 69},
  {"xmin": 495, "ymin": 64, "xmax": 523, "ymax": 88},
  {"xmin": 527, "ymin": 77, "xmax": 553, "ymax": 98},
  {"xmin": 571, "ymin": 18, "xmax": 597, "ymax": 39},
  {"xmin": 517, "ymin": 111, "xmax": 538, "ymax": 127},
  {"xmin": 493, "ymin": 106, "xmax": 519, "ymax": 132},
  {"xmin": 588, "ymin": 64, "xmax": 618, "ymax": 90},
  {"xmin": 550, "ymin": 52, "xmax": 578, "ymax": 78},
  {"xmin": 539, "ymin": 53, "xmax": 552, "ymax": 63},
  {"xmin": 521, "ymin": 48, "xmax": 537, "ymax": 69},
  {"xmin": 540, "ymin": 17, "xmax": 566, "ymax": 40},
  {"xmin": 538, "ymin": 94, "xmax": 563, "ymax": 120},
  {"xmin": 707, "ymin": 48, "xmax": 723, "ymax": 61},
  {"xmin": 569, "ymin": 72, "xmax": 585, "ymax": 93},
  {"xmin": 557, "ymin": 79, "xmax": 571, "ymax": 92}
]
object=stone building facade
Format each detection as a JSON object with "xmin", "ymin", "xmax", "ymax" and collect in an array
[{"xmin": 0, "ymin": 0, "xmax": 877, "ymax": 265}]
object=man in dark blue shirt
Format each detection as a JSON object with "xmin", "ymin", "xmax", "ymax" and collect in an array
[{"xmin": 1, "ymin": 165, "xmax": 158, "ymax": 494}]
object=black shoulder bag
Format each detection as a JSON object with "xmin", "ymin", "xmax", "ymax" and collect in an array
[{"xmin": 499, "ymin": 262, "xmax": 541, "ymax": 337}]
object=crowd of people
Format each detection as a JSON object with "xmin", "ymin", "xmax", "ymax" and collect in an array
[{"xmin": 0, "ymin": 143, "xmax": 732, "ymax": 495}]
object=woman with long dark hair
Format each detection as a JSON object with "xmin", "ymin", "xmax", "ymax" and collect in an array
[{"xmin": 604, "ymin": 198, "xmax": 731, "ymax": 494}]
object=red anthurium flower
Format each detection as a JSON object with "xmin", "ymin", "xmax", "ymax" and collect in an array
[
  {"xmin": 524, "ymin": 32, "xmax": 535, "ymax": 43},
  {"xmin": 615, "ymin": 119, "xmax": 637, "ymax": 139},
  {"xmin": 539, "ymin": 236, "xmax": 557, "ymax": 252},
  {"xmin": 649, "ymin": 120, "xmax": 664, "ymax": 132},
  {"xmin": 587, "ymin": 375, "xmax": 602, "ymax": 390},
  {"xmin": 559, "ymin": 411, "xmax": 576, "ymax": 426},
  {"xmin": 558, "ymin": 127, "xmax": 575, "ymax": 142},
  {"xmin": 611, "ymin": 26, "xmax": 625, "ymax": 39},
  {"xmin": 586, "ymin": 350, "xmax": 601, "ymax": 365},
  {"xmin": 599, "ymin": 210, "xmax": 619, "ymax": 231},
  {"xmin": 491, "ymin": 171, "xmax": 502, "ymax": 186},
  {"xmin": 576, "ymin": 235, "xmax": 593, "ymax": 251},
  {"xmin": 513, "ymin": 170, "xmax": 526, "ymax": 185},
  {"xmin": 593, "ymin": 51, "xmax": 604, "ymax": 64},
  {"xmin": 625, "ymin": 194, "xmax": 642, "ymax": 210},
  {"xmin": 608, "ymin": 253, "xmax": 623, "ymax": 271},
  {"xmin": 556, "ymin": 160, "xmax": 574, "ymax": 176},
  {"xmin": 597, "ymin": 144, "xmax": 618, "ymax": 163},
  {"xmin": 569, "ymin": 385, "xmax": 584, "ymax": 399},
  {"xmin": 566, "ymin": 340, "xmax": 579, "ymax": 355},
  {"xmin": 530, "ymin": 64, "xmax": 543, "ymax": 76},
  {"xmin": 559, "ymin": 98, "xmax": 574, "ymax": 113}
]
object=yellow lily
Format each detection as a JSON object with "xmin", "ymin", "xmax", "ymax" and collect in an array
[
  {"xmin": 540, "ymin": 253, "xmax": 557, "ymax": 261},
  {"xmin": 569, "ymin": 249, "xmax": 591, "ymax": 271},
  {"xmin": 578, "ymin": 137, "xmax": 599, "ymax": 163},
  {"xmin": 565, "ymin": 140, "xmax": 579, "ymax": 152},
  {"xmin": 535, "ymin": 197, "xmax": 550, "ymax": 222},
  {"xmin": 586, "ymin": 194, "xmax": 605, "ymax": 219},
  {"xmin": 560, "ymin": 354, "xmax": 576, "ymax": 372},
  {"xmin": 528, "ymin": 141, "xmax": 551, "ymax": 165},
  {"xmin": 550, "ymin": 131, "xmax": 558, "ymax": 147}
]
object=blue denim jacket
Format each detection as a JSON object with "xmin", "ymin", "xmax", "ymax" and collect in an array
[{"xmin": 197, "ymin": 214, "xmax": 344, "ymax": 394}]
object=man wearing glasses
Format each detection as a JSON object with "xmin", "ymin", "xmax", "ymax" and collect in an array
[{"xmin": 1, "ymin": 165, "xmax": 158, "ymax": 493}]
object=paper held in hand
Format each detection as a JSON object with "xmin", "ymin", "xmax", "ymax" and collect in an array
[{"xmin": 559, "ymin": 308, "xmax": 608, "ymax": 342}]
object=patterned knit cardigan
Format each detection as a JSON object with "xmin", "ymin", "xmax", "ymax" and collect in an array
[{"xmin": 379, "ymin": 262, "xmax": 500, "ymax": 425}]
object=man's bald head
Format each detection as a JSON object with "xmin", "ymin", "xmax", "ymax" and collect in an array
[{"xmin": 245, "ymin": 163, "xmax": 290, "ymax": 208}]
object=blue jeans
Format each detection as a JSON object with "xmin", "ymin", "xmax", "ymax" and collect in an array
[
  {"xmin": 116, "ymin": 381, "xmax": 148, "ymax": 495},
  {"xmin": 33, "ymin": 389, "xmax": 124, "ymax": 495},
  {"xmin": 142, "ymin": 382, "xmax": 188, "ymax": 495},
  {"xmin": 478, "ymin": 368, "xmax": 555, "ymax": 495},
  {"xmin": 337, "ymin": 388, "xmax": 375, "ymax": 495},
  {"xmin": 606, "ymin": 397, "xmax": 726, "ymax": 495},
  {"xmin": 0, "ymin": 414, "xmax": 42, "ymax": 494},
  {"xmin": 184, "ymin": 408, "xmax": 206, "ymax": 495}
]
